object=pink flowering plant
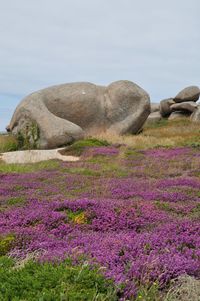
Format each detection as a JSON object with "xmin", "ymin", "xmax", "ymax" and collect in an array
[{"xmin": 0, "ymin": 145, "xmax": 200, "ymax": 300}]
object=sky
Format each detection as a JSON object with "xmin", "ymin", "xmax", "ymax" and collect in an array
[{"xmin": 0, "ymin": 0, "xmax": 199, "ymax": 131}]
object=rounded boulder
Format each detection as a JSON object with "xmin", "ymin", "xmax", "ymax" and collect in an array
[{"xmin": 174, "ymin": 86, "xmax": 200, "ymax": 103}]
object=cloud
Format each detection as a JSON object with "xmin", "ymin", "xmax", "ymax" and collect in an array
[{"xmin": 0, "ymin": 0, "xmax": 199, "ymax": 130}]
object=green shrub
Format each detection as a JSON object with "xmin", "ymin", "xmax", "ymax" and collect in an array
[
  {"xmin": 0, "ymin": 257, "xmax": 117, "ymax": 301},
  {"xmin": 186, "ymin": 141, "xmax": 200, "ymax": 148},
  {"xmin": 16, "ymin": 122, "xmax": 40, "ymax": 150}
]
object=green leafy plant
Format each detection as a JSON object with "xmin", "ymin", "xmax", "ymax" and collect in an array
[
  {"xmin": 0, "ymin": 257, "xmax": 117, "ymax": 301},
  {"xmin": 16, "ymin": 122, "xmax": 40, "ymax": 150}
]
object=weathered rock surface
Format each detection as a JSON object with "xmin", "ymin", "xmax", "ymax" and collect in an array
[
  {"xmin": 190, "ymin": 106, "xmax": 200, "ymax": 122},
  {"xmin": 7, "ymin": 81, "xmax": 150, "ymax": 149},
  {"xmin": 168, "ymin": 111, "xmax": 191, "ymax": 120},
  {"xmin": 171, "ymin": 101, "xmax": 198, "ymax": 113},
  {"xmin": 160, "ymin": 98, "xmax": 175, "ymax": 117},
  {"xmin": 174, "ymin": 86, "xmax": 200, "ymax": 103},
  {"xmin": 145, "ymin": 111, "xmax": 162, "ymax": 125},
  {"xmin": 151, "ymin": 102, "xmax": 160, "ymax": 113},
  {"xmin": 0, "ymin": 148, "xmax": 79, "ymax": 164}
]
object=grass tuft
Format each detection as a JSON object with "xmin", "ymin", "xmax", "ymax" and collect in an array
[{"xmin": 0, "ymin": 160, "xmax": 60, "ymax": 173}]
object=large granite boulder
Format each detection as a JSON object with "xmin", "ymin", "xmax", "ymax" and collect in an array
[
  {"xmin": 160, "ymin": 98, "xmax": 175, "ymax": 117},
  {"xmin": 7, "ymin": 81, "xmax": 150, "ymax": 149},
  {"xmin": 174, "ymin": 86, "xmax": 200, "ymax": 103}
]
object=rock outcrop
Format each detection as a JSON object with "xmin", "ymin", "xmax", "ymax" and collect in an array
[
  {"xmin": 7, "ymin": 81, "xmax": 150, "ymax": 149},
  {"xmin": 146, "ymin": 85, "xmax": 200, "ymax": 126},
  {"xmin": 160, "ymin": 86, "xmax": 200, "ymax": 122}
]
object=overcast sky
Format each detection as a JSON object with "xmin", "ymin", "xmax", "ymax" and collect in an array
[{"xmin": 0, "ymin": 0, "xmax": 199, "ymax": 130}]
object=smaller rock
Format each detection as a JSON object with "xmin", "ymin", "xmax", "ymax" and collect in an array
[
  {"xmin": 168, "ymin": 111, "xmax": 191, "ymax": 120},
  {"xmin": 160, "ymin": 98, "xmax": 175, "ymax": 117},
  {"xmin": 0, "ymin": 148, "xmax": 79, "ymax": 164},
  {"xmin": 190, "ymin": 106, "xmax": 200, "ymax": 122},
  {"xmin": 145, "ymin": 111, "xmax": 162, "ymax": 125},
  {"xmin": 151, "ymin": 102, "xmax": 160, "ymax": 113},
  {"xmin": 174, "ymin": 86, "xmax": 200, "ymax": 103},
  {"xmin": 171, "ymin": 101, "xmax": 198, "ymax": 113}
]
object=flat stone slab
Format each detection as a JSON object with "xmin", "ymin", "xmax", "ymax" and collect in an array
[
  {"xmin": 171, "ymin": 101, "xmax": 198, "ymax": 113},
  {"xmin": 0, "ymin": 148, "xmax": 79, "ymax": 164}
]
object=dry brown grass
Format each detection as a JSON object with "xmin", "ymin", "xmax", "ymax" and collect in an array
[
  {"xmin": 90, "ymin": 118, "xmax": 200, "ymax": 149},
  {"xmin": 164, "ymin": 275, "xmax": 200, "ymax": 301},
  {"xmin": 1, "ymin": 118, "xmax": 200, "ymax": 153},
  {"xmin": 0, "ymin": 134, "xmax": 18, "ymax": 153}
]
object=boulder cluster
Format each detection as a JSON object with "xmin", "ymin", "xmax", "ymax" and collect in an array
[
  {"xmin": 147, "ymin": 86, "xmax": 200, "ymax": 124},
  {"xmin": 7, "ymin": 82, "xmax": 200, "ymax": 149}
]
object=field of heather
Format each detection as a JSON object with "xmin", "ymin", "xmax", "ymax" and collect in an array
[{"xmin": 0, "ymin": 136, "xmax": 200, "ymax": 300}]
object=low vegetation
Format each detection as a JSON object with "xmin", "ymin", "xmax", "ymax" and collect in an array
[
  {"xmin": 1, "ymin": 118, "xmax": 200, "ymax": 153},
  {"xmin": 0, "ymin": 160, "xmax": 60, "ymax": 173},
  {"xmin": 93, "ymin": 118, "xmax": 200, "ymax": 149},
  {"xmin": 0, "ymin": 257, "xmax": 117, "ymax": 301},
  {"xmin": 0, "ymin": 119, "xmax": 200, "ymax": 300}
]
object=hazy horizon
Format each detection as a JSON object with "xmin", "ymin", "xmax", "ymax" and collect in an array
[{"xmin": 0, "ymin": 0, "xmax": 199, "ymax": 131}]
